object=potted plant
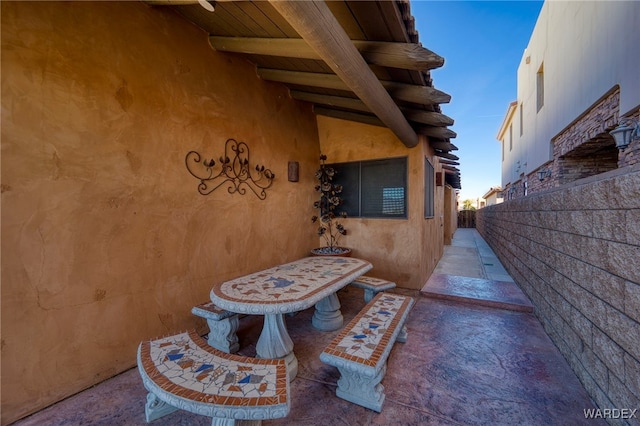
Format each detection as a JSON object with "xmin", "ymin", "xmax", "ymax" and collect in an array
[{"xmin": 311, "ymin": 154, "xmax": 351, "ymax": 256}]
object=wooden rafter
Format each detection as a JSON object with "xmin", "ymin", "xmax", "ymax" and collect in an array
[
  {"xmin": 290, "ymin": 91, "xmax": 454, "ymax": 127},
  {"xmin": 268, "ymin": 0, "xmax": 418, "ymax": 147},
  {"xmin": 403, "ymin": 110, "xmax": 453, "ymax": 127},
  {"xmin": 417, "ymin": 126, "xmax": 457, "ymax": 139},
  {"xmin": 291, "ymin": 91, "xmax": 367, "ymax": 112},
  {"xmin": 434, "ymin": 151, "xmax": 460, "ymax": 161},
  {"xmin": 429, "ymin": 141, "xmax": 458, "ymax": 151},
  {"xmin": 438, "ymin": 159, "xmax": 460, "ymax": 166},
  {"xmin": 313, "ymin": 107, "xmax": 384, "ymax": 128},
  {"xmin": 209, "ymin": 36, "xmax": 444, "ymax": 71},
  {"xmin": 257, "ymin": 68, "xmax": 451, "ymax": 105}
]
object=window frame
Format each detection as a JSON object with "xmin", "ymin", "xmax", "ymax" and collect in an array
[
  {"xmin": 329, "ymin": 156, "xmax": 408, "ymax": 219},
  {"xmin": 424, "ymin": 157, "xmax": 435, "ymax": 218},
  {"xmin": 537, "ymin": 64, "xmax": 544, "ymax": 112}
]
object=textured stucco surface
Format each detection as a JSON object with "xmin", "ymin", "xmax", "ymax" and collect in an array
[
  {"xmin": 1, "ymin": 2, "xmax": 320, "ymax": 423},
  {"xmin": 317, "ymin": 116, "xmax": 448, "ymax": 290}
]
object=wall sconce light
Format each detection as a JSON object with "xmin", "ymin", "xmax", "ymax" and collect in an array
[
  {"xmin": 288, "ymin": 161, "xmax": 299, "ymax": 182},
  {"xmin": 537, "ymin": 168, "xmax": 552, "ymax": 181},
  {"xmin": 610, "ymin": 118, "xmax": 640, "ymax": 150}
]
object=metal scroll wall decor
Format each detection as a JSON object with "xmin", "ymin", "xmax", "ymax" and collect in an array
[{"xmin": 185, "ymin": 138, "xmax": 275, "ymax": 200}]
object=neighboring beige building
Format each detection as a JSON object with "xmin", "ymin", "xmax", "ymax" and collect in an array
[
  {"xmin": 498, "ymin": 1, "xmax": 640, "ymax": 198},
  {"xmin": 481, "ymin": 186, "xmax": 503, "ymax": 207}
]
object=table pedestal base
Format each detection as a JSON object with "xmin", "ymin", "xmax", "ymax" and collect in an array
[
  {"xmin": 312, "ymin": 293, "xmax": 344, "ymax": 331},
  {"xmin": 256, "ymin": 313, "xmax": 298, "ymax": 380}
]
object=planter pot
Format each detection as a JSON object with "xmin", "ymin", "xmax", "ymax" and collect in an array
[{"xmin": 310, "ymin": 247, "xmax": 352, "ymax": 257}]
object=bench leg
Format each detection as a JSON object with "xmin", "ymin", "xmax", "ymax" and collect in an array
[
  {"xmin": 206, "ymin": 315, "xmax": 240, "ymax": 353},
  {"xmin": 396, "ymin": 325, "xmax": 408, "ymax": 343},
  {"xmin": 144, "ymin": 392, "xmax": 178, "ymax": 422},
  {"xmin": 312, "ymin": 293, "xmax": 343, "ymax": 331},
  {"xmin": 363, "ymin": 289, "xmax": 376, "ymax": 303},
  {"xmin": 334, "ymin": 364, "xmax": 386, "ymax": 413}
]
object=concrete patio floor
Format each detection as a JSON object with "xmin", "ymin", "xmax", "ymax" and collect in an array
[{"xmin": 12, "ymin": 229, "xmax": 602, "ymax": 425}]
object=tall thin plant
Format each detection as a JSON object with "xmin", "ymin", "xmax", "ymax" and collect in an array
[{"xmin": 311, "ymin": 154, "xmax": 347, "ymax": 252}]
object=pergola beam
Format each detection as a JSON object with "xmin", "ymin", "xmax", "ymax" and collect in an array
[
  {"xmin": 313, "ymin": 107, "xmax": 385, "ymax": 128},
  {"xmin": 290, "ymin": 91, "xmax": 369, "ymax": 113},
  {"xmin": 268, "ymin": 0, "xmax": 418, "ymax": 147},
  {"xmin": 146, "ymin": 0, "xmax": 214, "ymax": 11},
  {"xmin": 257, "ymin": 68, "xmax": 451, "ymax": 105},
  {"xmin": 438, "ymin": 159, "xmax": 460, "ymax": 166},
  {"xmin": 417, "ymin": 126, "xmax": 457, "ymax": 139},
  {"xmin": 290, "ymin": 90, "xmax": 454, "ymax": 127},
  {"xmin": 430, "ymin": 141, "xmax": 458, "ymax": 151},
  {"xmin": 434, "ymin": 151, "xmax": 460, "ymax": 161},
  {"xmin": 209, "ymin": 36, "xmax": 444, "ymax": 71}
]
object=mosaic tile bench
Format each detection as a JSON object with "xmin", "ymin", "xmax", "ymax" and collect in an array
[
  {"xmin": 137, "ymin": 330, "xmax": 289, "ymax": 425},
  {"xmin": 349, "ymin": 276, "xmax": 397, "ymax": 302},
  {"xmin": 320, "ymin": 292, "xmax": 414, "ymax": 412},
  {"xmin": 192, "ymin": 301, "xmax": 240, "ymax": 354}
]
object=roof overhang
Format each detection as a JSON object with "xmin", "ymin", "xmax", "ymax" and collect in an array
[
  {"xmin": 497, "ymin": 101, "xmax": 518, "ymax": 140},
  {"xmin": 145, "ymin": 0, "xmax": 461, "ymax": 187}
]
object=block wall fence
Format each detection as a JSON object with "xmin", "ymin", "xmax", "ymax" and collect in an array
[{"xmin": 476, "ymin": 164, "xmax": 640, "ymax": 421}]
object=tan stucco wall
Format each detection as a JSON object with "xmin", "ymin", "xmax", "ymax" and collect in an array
[
  {"xmin": 317, "ymin": 116, "xmax": 445, "ymax": 290},
  {"xmin": 1, "ymin": 2, "xmax": 320, "ymax": 423},
  {"xmin": 444, "ymin": 185, "xmax": 457, "ymax": 245}
]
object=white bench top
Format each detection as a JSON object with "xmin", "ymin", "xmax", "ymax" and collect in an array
[
  {"xmin": 191, "ymin": 301, "xmax": 236, "ymax": 320},
  {"xmin": 350, "ymin": 276, "xmax": 396, "ymax": 290},
  {"xmin": 137, "ymin": 330, "xmax": 289, "ymax": 420},
  {"xmin": 321, "ymin": 293, "xmax": 414, "ymax": 375}
]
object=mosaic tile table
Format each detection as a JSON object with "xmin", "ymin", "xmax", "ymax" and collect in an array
[{"xmin": 210, "ymin": 256, "xmax": 372, "ymax": 380}]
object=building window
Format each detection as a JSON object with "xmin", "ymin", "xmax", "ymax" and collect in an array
[
  {"xmin": 519, "ymin": 103, "xmax": 523, "ymax": 136},
  {"xmin": 331, "ymin": 157, "xmax": 407, "ymax": 219},
  {"xmin": 537, "ymin": 64, "xmax": 544, "ymax": 112},
  {"xmin": 509, "ymin": 124, "xmax": 513, "ymax": 151},
  {"xmin": 424, "ymin": 158, "xmax": 434, "ymax": 218}
]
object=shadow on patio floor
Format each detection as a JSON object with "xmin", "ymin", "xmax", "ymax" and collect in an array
[{"xmin": 12, "ymin": 229, "xmax": 602, "ymax": 426}]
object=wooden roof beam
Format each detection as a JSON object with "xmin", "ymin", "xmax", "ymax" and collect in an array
[
  {"xmin": 313, "ymin": 107, "xmax": 385, "ymax": 128},
  {"xmin": 417, "ymin": 126, "xmax": 457, "ymax": 139},
  {"xmin": 312, "ymin": 106, "xmax": 457, "ymax": 140},
  {"xmin": 257, "ymin": 68, "xmax": 451, "ymax": 105},
  {"xmin": 430, "ymin": 141, "xmax": 458, "ymax": 151},
  {"xmin": 146, "ymin": 0, "xmax": 215, "ymax": 11},
  {"xmin": 438, "ymin": 159, "xmax": 460, "ymax": 166},
  {"xmin": 268, "ymin": 0, "xmax": 418, "ymax": 147},
  {"xmin": 434, "ymin": 151, "xmax": 460, "ymax": 161},
  {"xmin": 290, "ymin": 91, "xmax": 369, "ymax": 114},
  {"xmin": 290, "ymin": 91, "xmax": 454, "ymax": 127},
  {"xmin": 209, "ymin": 36, "xmax": 444, "ymax": 71}
]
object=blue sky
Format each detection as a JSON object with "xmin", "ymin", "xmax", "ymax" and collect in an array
[{"xmin": 412, "ymin": 0, "xmax": 544, "ymax": 201}]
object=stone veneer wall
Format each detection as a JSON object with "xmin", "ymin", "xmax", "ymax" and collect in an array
[
  {"xmin": 552, "ymin": 88, "xmax": 620, "ymax": 161},
  {"xmin": 476, "ymin": 164, "xmax": 640, "ymax": 420},
  {"xmin": 506, "ymin": 89, "xmax": 640, "ymax": 202},
  {"xmin": 618, "ymin": 110, "xmax": 640, "ymax": 169}
]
